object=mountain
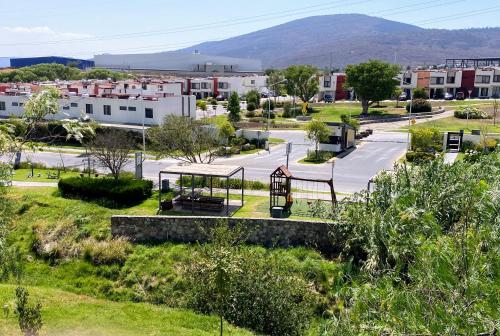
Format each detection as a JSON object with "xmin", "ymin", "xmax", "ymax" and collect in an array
[
  {"xmin": 0, "ymin": 57, "xmax": 10, "ymax": 68},
  {"xmin": 178, "ymin": 14, "xmax": 500, "ymax": 69}
]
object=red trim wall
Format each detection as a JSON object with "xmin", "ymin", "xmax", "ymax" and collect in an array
[
  {"xmin": 460, "ymin": 70, "xmax": 476, "ymax": 97},
  {"xmin": 213, "ymin": 78, "xmax": 219, "ymax": 96},
  {"xmin": 335, "ymin": 75, "xmax": 348, "ymax": 100}
]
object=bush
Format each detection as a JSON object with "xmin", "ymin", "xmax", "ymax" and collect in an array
[
  {"xmin": 282, "ymin": 102, "xmax": 293, "ymax": 118},
  {"xmin": 244, "ymin": 110, "xmax": 256, "ymax": 118},
  {"xmin": 412, "ymin": 87, "xmax": 429, "ymax": 99},
  {"xmin": 58, "ymin": 176, "xmax": 153, "ymax": 207},
  {"xmin": 82, "ymin": 238, "xmax": 132, "ymax": 265},
  {"xmin": 245, "ymin": 90, "xmax": 260, "ymax": 108},
  {"xmin": 340, "ymin": 114, "xmax": 360, "ymax": 130},
  {"xmin": 246, "ymin": 102, "xmax": 256, "ymax": 112},
  {"xmin": 263, "ymin": 110, "xmax": 276, "ymax": 119},
  {"xmin": 248, "ymin": 117, "xmax": 266, "ymax": 123},
  {"xmin": 407, "ymin": 99, "xmax": 432, "ymax": 113},
  {"xmin": 410, "ymin": 128, "xmax": 442, "ymax": 152},
  {"xmin": 454, "ymin": 105, "xmax": 490, "ymax": 119},
  {"xmin": 210, "ymin": 98, "xmax": 218, "ymax": 106},
  {"xmin": 229, "ymin": 136, "xmax": 247, "ymax": 147},
  {"xmin": 262, "ymin": 99, "xmax": 275, "ymax": 112},
  {"xmin": 187, "ymin": 225, "xmax": 315, "ymax": 336},
  {"xmin": 461, "ymin": 140, "xmax": 480, "ymax": 152},
  {"xmin": 178, "ymin": 176, "xmax": 265, "ymax": 190},
  {"xmin": 405, "ymin": 151, "xmax": 436, "ymax": 163}
]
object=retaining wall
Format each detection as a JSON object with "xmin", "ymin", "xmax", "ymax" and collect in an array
[{"xmin": 111, "ymin": 216, "xmax": 333, "ymax": 252}]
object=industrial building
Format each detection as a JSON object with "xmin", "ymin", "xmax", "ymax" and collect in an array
[
  {"xmin": 9, "ymin": 56, "xmax": 94, "ymax": 70},
  {"xmin": 93, "ymin": 51, "xmax": 263, "ymax": 76}
]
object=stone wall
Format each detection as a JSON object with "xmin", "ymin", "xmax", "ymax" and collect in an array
[{"xmin": 111, "ymin": 216, "xmax": 333, "ymax": 253}]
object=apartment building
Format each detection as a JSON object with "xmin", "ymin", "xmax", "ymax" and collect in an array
[
  {"xmin": 318, "ymin": 73, "xmax": 349, "ymax": 102},
  {"xmin": 185, "ymin": 75, "xmax": 268, "ymax": 99},
  {"xmin": 0, "ymin": 81, "xmax": 195, "ymax": 126}
]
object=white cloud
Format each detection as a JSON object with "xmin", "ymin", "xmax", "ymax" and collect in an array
[{"xmin": 0, "ymin": 26, "xmax": 95, "ymax": 58}]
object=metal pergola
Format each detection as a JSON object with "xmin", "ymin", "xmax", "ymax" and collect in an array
[{"xmin": 159, "ymin": 163, "xmax": 244, "ymax": 216}]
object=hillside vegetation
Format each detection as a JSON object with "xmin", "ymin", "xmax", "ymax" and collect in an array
[{"xmin": 1, "ymin": 153, "xmax": 498, "ymax": 335}]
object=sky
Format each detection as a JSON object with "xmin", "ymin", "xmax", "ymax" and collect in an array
[{"xmin": 0, "ymin": 0, "xmax": 499, "ymax": 59}]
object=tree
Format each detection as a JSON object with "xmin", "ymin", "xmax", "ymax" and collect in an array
[
  {"xmin": 266, "ymin": 69, "xmax": 287, "ymax": 96},
  {"xmin": 86, "ymin": 129, "xmax": 135, "ymax": 180},
  {"xmin": 227, "ymin": 92, "xmax": 241, "ymax": 123},
  {"xmin": 218, "ymin": 120, "xmax": 235, "ymax": 145},
  {"xmin": 393, "ymin": 87, "xmax": 403, "ymax": 108},
  {"xmin": 305, "ymin": 120, "xmax": 330, "ymax": 158},
  {"xmin": 149, "ymin": 115, "xmax": 222, "ymax": 164},
  {"xmin": 245, "ymin": 90, "xmax": 260, "ymax": 109},
  {"xmin": 15, "ymin": 287, "xmax": 43, "ymax": 336},
  {"xmin": 344, "ymin": 60, "xmax": 400, "ymax": 115},
  {"xmin": 283, "ymin": 65, "xmax": 319, "ymax": 104}
]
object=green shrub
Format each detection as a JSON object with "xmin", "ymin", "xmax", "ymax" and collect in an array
[
  {"xmin": 58, "ymin": 176, "xmax": 153, "ymax": 207},
  {"xmin": 405, "ymin": 151, "xmax": 436, "ymax": 163},
  {"xmin": 246, "ymin": 102, "xmax": 256, "ymax": 112},
  {"xmin": 229, "ymin": 136, "xmax": 247, "ymax": 147},
  {"xmin": 340, "ymin": 114, "xmax": 360, "ymax": 130},
  {"xmin": 410, "ymin": 128, "xmax": 442, "ymax": 152},
  {"xmin": 186, "ymin": 225, "xmax": 316, "ymax": 336},
  {"xmin": 178, "ymin": 176, "xmax": 266, "ymax": 190},
  {"xmin": 461, "ymin": 140, "xmax": 480, "ymax": 152},
  {"xmin": 245, "ymin": 90, "xmax": 260, "ymax": 108},
  {"xmin": 412, "ymin": 87, "xmax": 428, "ymax": 99},
  {"xmin": 262, "ymin": 99, "xmax": 275, "ymax": 112},
  {"xmin": 281, "ymin": 102, "xmax": 292, "ymax": 118},
  {"xmin": 210, "ymin": 98, "xmax": 218, "ymax": 106},
  {"xmin": 82, "ymin": 238, "xmax": 132, "ymax": 266},
  {"xmin": 454, "ymin": 105, "xmax": 490, "ymax": 119},
  {"xmin": 407, "ymin": 99, "xmax": 432, "ymax": 113}
]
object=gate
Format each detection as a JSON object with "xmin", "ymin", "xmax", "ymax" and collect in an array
[{"xmin": 446, "ymin": 131, "xmax": 463, "ymax": 152}]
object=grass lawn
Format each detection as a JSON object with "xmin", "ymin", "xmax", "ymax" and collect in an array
[
  {"xmin": 0, "ymin": 284, "xmax": 252, "ymax": 336},
  {"xmin": 311, "ymin": 102, "xmax": 406, "ymax": 122},
  {"xmin": 400, "ymin": 116, "xmax": 500, "ymax": 133},
  {"xmin": 11, "ymin": 168, "xmax": 83, "ymax": 182}
]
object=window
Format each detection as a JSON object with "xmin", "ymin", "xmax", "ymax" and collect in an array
[
  {"xmin": 0, "ymin": 101, "xmax": 5, "ymax": 110},
  {"xmin": 430, "ymin": 77, "xmax": 444, "ymax": 85},
  {"xmin": 119, "ymin": 106, "xmax": 127, "ymax": 111},
  {"xmin": 201, "ymin": 82, "xmax": 211, "ymax": 90},
  {"xmin": 63, "ymin": 105, "xmax": 70, "ymax": 110},
  {"xmin": 493, "ymin": 75, "xmax": 500, "ymax": 83},
  {"xmin": 191, "ymin": 83, "xmax": 200, "ymax": 90},
  {"xmin": 492, "ymin": 87, "xmax": 500, "ymax": 98},
  {"xmin": 159, "ymin": 85, "xmax": 163, "ymax": 91},
  {"xmin": 128, "ymin": 106, "xmax": 136, "ymax": 111},
  {"xmin": 480, "ymin": 88, "xmax": 489, "ymax": 97},
  {"xmin": 70, "ymin": 102, "xmax": 78, "ymax": 107},
  {"xmin": 250, "ymin": 80, "xmax": 255, "ymax": 85},
  {"xmin": 218, "ymin": 82, "xmax": 229, "ymax": 89},
  {"xmin": 446, "ymin": 76, "xmax": 455, "ymax": 84},
  {"xmin": 103, "ymin": 105, "xmax": 111, "ymax": 116},
  {"xmin": 145, "ymin": 108, "xmax": 153, "ymax": 119},
  {"xmin": 85, "ymin": 104, "xmax": 93, "ymax": 114},
  {"xmin": 12, "ymin": 102, "xmax": 18, "ymax": 106},
  {"xmin": 475, "ymin": 75, "xmax": 491, "ymax": 84},
  {"xmin": 403, "ymin": 77, "xmax": 412, "ymax": 84},
  {"xmin": 19, "ymin": 103, "xmax": 23, "ymax": 107},
  {"xmin": 142, "ymin": 83, "xmax": 147, "ymax": 90},
  {"xmin": 324, "ymin": 77, "xmax": 331, "ymax": 87}
]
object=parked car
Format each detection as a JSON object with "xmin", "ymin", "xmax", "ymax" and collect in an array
[
  {"xmin": 216, "ymin": 95, "xmax": 225, "ymax": 101},
  {"xmin": 444, "ymin": 92, "xmax": 454, "ymax": 100},
  {"xmin": 456, "ymin": 92, "xmax": 465, "ymax": 100},
  {"xmin": 398, "ymin": 92, "xmax": 408, "ymax": 101},
  {"xmin": 324, "ymin": 94, "xmax": 334, "ymax": 103},
  {"xmin": 260, "ymin": 92, "xmax": 269, "ymax": 98}
]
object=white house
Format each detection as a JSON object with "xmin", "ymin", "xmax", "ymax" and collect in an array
[{"xmin": 0, "ymin": 93, "xmax": 196, "ymax": 125}]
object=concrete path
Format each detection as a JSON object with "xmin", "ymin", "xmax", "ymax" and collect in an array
[
  {"xmin": 444, "ymin": 152, "xmax": 459, "ymax": 164},
  {"xmin": 12, "ymin": 181, "xmax": 58, "ymax": 187}
]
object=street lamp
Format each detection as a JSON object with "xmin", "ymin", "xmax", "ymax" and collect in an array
[{"xmin": 401, "ymin": 79, "xmax": 413, "ymax": 151}]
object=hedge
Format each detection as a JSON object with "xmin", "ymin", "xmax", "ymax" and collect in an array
[
  {"xmin": 406, "ymin": 99, "xmax": 432, "ymax": 113},
  {"xmin": 58, "ymin": 176, "xmax": 153, "ymax": 206},
  {"xmin": 454, "ymin": 106, "xmax": 490, "ymax": 119},
  {"xmin": 178, "ymin": 176, "xmax": 266, "ymax": 190}
]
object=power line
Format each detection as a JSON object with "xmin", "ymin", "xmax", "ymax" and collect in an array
[{"xmin": 0, "ymin": 0, "xmax": 374, "ymax": 47}]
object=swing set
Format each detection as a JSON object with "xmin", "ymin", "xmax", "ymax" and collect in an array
[{"xmin": 269, "ymin": 165, "xmax": 337, "ymax": 217}]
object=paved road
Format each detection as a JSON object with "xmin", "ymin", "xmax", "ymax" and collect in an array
[{"xmin": 17, "ymin": 130, "xmax": 407, "ymax": 194}]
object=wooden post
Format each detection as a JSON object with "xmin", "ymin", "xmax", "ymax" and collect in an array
[
  {"xmin": 158, "ymin": 172, "xmax": 162, "ymax": 211},
  {"xmin": 226, "ymin": 177, "xmax": 230, "ymax": 217}
]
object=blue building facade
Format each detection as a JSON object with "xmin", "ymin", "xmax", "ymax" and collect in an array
[{"xmin": 10, "ymin": 56, "xmax": 94, "ymax": 69}]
